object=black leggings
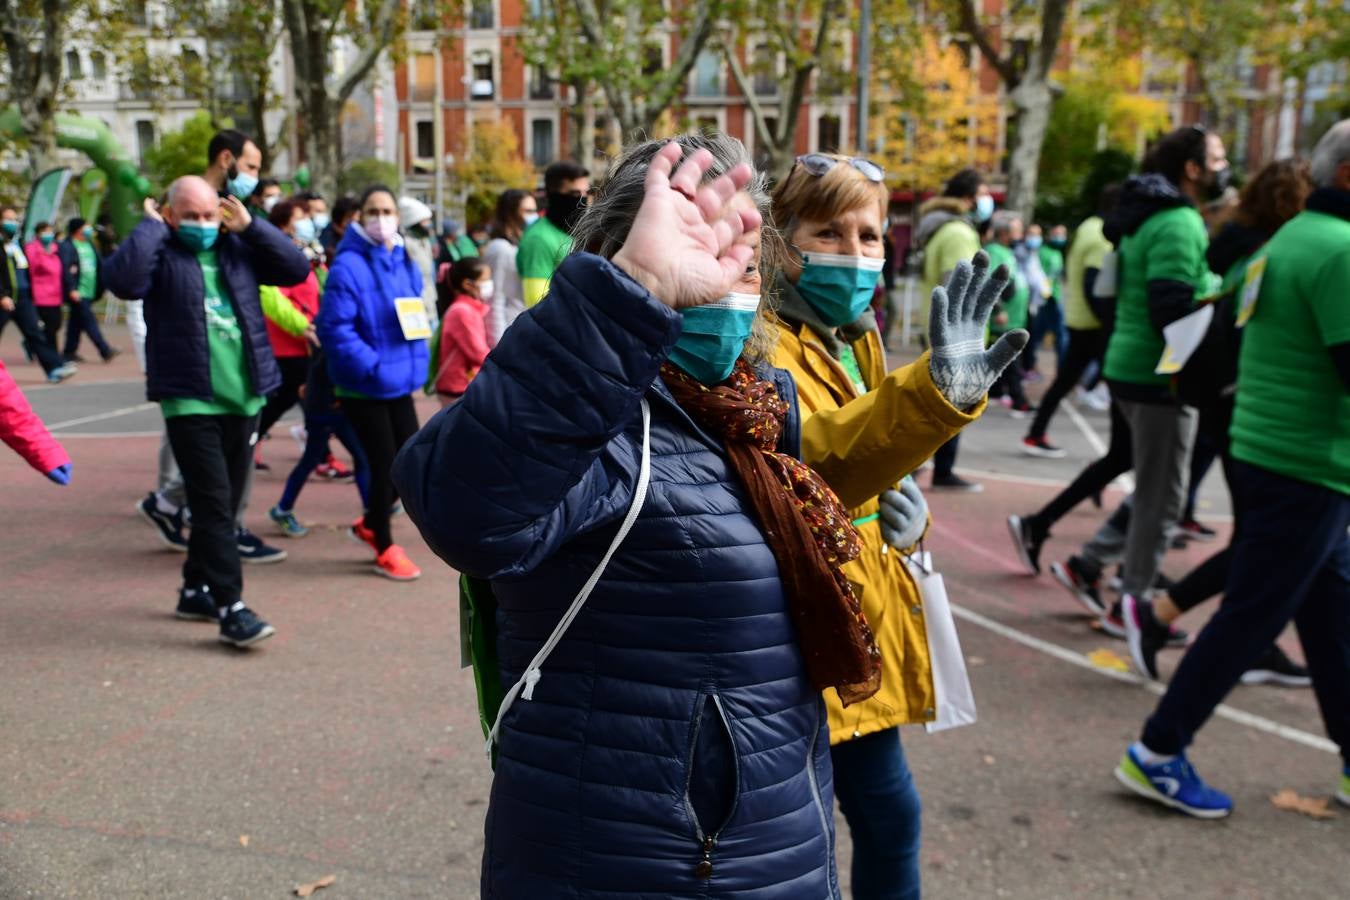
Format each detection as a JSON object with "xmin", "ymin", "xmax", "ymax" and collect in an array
[
  {"xmin": 1027, "ymin": 327, "xmax": 1106, "ymax": 440},
  {"xmin": 341, "ymin": 394, "xmax": 419, "ymax": 552},
  {"xmin": 257, "ymin": 356, "xmax": 310, "ymax": 440},
  {"xmin": 37, "ymin": 306, "xmax": 63, "ymax": 350},
  {"xmin": 1030, "ymin": 398, "xmax": 1133, "ymax": 533}
]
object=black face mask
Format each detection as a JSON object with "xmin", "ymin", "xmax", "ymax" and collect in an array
[
  {"xmin": 546, "ymin": 192, "xmax": 586, "ymax": 232},
  {"xmin": 1205, "ymin": 167, "xmax": 1232, "ymax": 202}
]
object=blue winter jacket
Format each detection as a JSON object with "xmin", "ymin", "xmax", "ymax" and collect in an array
[
  {"xmin": 394, "ymin": 254, "xmax": 841, "ymax": 899},
  {"xmin": 103, "ymin": 216, "xmax": 310, "ymax": 403},
  {"xmin": 316, "ymin": 227, "xmax": 428, "ymax": 399}
]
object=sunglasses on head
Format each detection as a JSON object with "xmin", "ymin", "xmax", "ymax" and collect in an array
[{"xmin": 792, "ymin": 153, "xmax": 886, "ymax": 183}]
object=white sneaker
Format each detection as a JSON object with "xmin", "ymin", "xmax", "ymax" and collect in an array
[
  {"xmin": 289, "ymin": 424, "xmax": 307, "ymax": 448},
  {"xmin": 1080, "ymin": 384, "xmax": 1111, "ymax": 411}
]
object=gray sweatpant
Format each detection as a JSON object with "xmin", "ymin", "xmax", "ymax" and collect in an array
[{"xmin": 1082, "ymin": 399, "xmax": 1197, "ymax": 599}]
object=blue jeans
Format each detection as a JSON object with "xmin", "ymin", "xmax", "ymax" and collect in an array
[
  {"xmin": 1027, "ymin": 298, "xmax": 1068, "ymax": 371},
  {"xmin": 831, "ymin": 727, "xmax": 922, "ymax": 900},
  {"xmin": 278, "ymin": 414, "xmax": 370, "ymax": 512},
  {"xmin": 1143, "ymin": 461, "xmax": 1350, "ymax": 763}
]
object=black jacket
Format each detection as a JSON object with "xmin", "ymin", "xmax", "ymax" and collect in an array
[
  {"xmin": 57, "ymin": 237, "xmax": 103, "ymax": 301},
  {"xmin": 103, "ymin": 217, "xmax": 310, "ymax": 403}
]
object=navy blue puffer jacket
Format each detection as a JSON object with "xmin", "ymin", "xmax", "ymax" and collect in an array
[
  {"xmin": 103, "ymin": 216, "xmax": 310, "ymax": 402},
  {"xmin": 394, "ymin": 254, "xmax": 841, "ymax": 899}
]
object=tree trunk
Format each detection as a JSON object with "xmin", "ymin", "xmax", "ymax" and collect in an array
[
  {"xmin": 1005, "ymin": 76, "xmax": 1052, "ymax": 220},
  {"xmin": 1, "ymin": 0, "xmax": 65, "ymax": 176},
  {"xmin": 568, "ymin": 79, "xmax": 594, "ymax": 164}
]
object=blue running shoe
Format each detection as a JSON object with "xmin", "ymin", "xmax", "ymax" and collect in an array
[
  {"xmin": 1114, "ymin": 745, "xmax": 1232, "ymax": 818},
  {"xmin": 268, "ymin": 505, "xmax": 310, "ymax": 538},
  {"xmin": 218, "ymin": 602, "xmax": 276, "ymax": 648},
  {"xmin": 175, "ymin": 585, "xmax": 219, "ymax": 622}
]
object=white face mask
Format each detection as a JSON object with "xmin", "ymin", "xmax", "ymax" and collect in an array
[
  {"xmin": 262, "ymin": 195, "xmax": 280, "ymax": 213},
  {"xmin": 478, "ymin": 279, "xmax": 495, "ymax": 301},
  {"xmin": 364, "ymin": 214, "xmax": 400, "ymax": 244}
]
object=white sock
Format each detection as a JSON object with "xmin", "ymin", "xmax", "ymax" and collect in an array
[
  {"xmin": 1132, "ymin": 741, "xmax": 1176, "ymax": 766},
  {"xmin": 154, "ymin": 493, "xmax": 181, "ymax": 516}
]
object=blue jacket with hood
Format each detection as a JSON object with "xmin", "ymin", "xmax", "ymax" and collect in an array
[
  {"xmin": 393, "ymin": 253, "xmax": 841, "ymax": 899},
  {"xmin": 316, "ymin": 225, "xmax": 429, "ymax": 399}
]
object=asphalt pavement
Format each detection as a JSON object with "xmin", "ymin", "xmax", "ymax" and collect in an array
[{"xmin": 1, "ymin": 323, "xmax": 1343, "ymax": 899}]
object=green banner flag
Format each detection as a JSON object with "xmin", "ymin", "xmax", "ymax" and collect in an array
[{"xmin": 21, "ymin": 167, "xmax": 73, "ymax": 245}]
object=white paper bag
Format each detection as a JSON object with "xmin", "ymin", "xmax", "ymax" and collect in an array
[{"xmin": 907, "ymin": 551, "xmax": 978, "ymax": 733}]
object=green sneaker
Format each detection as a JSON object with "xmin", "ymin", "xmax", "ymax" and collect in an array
[
  {"xmin": 1337, "ymin": 768, "xmax": 1349, "ymax": 809},
  {"xmin": 268, "ymin": 505, "xmax": 310, "ymax": 538}
]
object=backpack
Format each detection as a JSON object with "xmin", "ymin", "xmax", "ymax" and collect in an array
[{"xmin": 461, "ymin": 399, "xmax": 652, "ymax": 769}]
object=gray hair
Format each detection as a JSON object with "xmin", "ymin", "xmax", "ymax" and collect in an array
[
  {"xmin": 1310, "ymin": 119, "xmax": 1350, "ymax": 187},
  {"xmin": 990, "ymin": 209, "xmax": 1021, "ymax": 239},
  {"xmin": 569, "ymin": 132, "xmax": 783, "ymax": 364}
]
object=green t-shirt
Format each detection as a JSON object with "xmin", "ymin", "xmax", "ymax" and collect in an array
[
  {"xmin": 160, "ymin": 250, "xmax": 266, "ymax": 419},
  {"xmin": 1038, "ymin": 244, "xmax": 1064, "ymax": 301},
  {"xmin": 983, "ymin": 241, "xmax": 1029, "ymax": 332},
  {"xmin": 74, "ymin": 239, "xmax": 97, "ymax": 299},
  {"xmin": 1103, "ymin": 205, "xmax": 1209, "ymax": 387},
  {"xmin": 1229, "ymin": 209, "xmax": 1350, "ymax": 495},
  {"xmin": 517, "ymin": 217, "xmax": 572, "ymax": 307},
  {"xmin": 836, "ymin": 343, "xmax": 867, "ymax": 394},
  {"xmin": 921, "ymin": 218, "xmax": 981, "ymax": 302},
  {"xmin": 1064, "ymin": 217, "xmax": 1111, "ymax": 330}
]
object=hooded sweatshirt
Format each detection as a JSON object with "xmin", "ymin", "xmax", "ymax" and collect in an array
[
  {"xmin": 917, "ymin": 197, "xmax": 980, "ymax": 305},
  {"xmin": 1102, "ymin": 174, "xmax": 1210, "ymax": 397}
]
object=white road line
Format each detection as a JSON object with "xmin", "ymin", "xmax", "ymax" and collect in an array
[
  {"xmin": 1062, "ymin": 398, "xmax": 1135, "ymax": 494},
  {"xmin": 948, "ymin": 602, "xmax": 1338, "ymax": 755},
  {"xmin": 43, "ymin": 402, "xmax": 156, "ymax": 430}
]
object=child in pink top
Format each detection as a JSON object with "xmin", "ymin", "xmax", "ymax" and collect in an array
[{"xmin": 433, "ymin": 258, "xmax": 493, "ymax": 408}]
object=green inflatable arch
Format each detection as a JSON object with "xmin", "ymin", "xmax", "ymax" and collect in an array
[{"xmin": 0, "ymin": 105, "xmax": 151, "ymax": 238}]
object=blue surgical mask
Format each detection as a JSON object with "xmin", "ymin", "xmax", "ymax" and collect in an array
[
  {"xmin": 793, "ymin": 249, "xmax": 884, "ymax": 328},
  {"xmin": 1026, "ymin": 235, "xmax": 1043, "ymax": 250},
  {"xmin": 227, "ymin": 170, "xmax": 259, "ymax": 201},
  {"xmin": 176, "ymin": 221, "xmax": 220, "ymax": 252},
  {"xmin": 668, "ymin": 291, "xmax": 760, "ymax": 385},
  {"xmin": 294, "ymin": 217, "xmax": 317, "ymax": 245},
  {"xmin": 975, "ymin": 195, "xmax": 995, "ymax": 223},
  {"xmin": 523, "ymin": 213, "xmax": 540, "ymax": 228},
  {"xmin": 311, "ymin": 212, "xmax": 331, "ymax": 231}
]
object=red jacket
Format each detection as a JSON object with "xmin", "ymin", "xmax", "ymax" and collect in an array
[
  {"xmin": 264, "ymin": 270, "xmax": 322, "ymax": 358},
  {"xmin": 0, "ymin": 360, "xmax": 70, "ymax": 476},
  {"xmin": 435, "ymin": 295, "xmax": 491, "ymax": 396},
  {"xmin": 23, "ymin": 240, "xmax": 64, "ymax": 307}
]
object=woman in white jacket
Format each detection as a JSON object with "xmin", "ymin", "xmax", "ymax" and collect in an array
[
  {"xmin": 480, "ymin": 188, "xmax": 536, "ymax": 342},
  {"xmin": 398, "ymin": 196, "xmax": 440, "ymax": 322}
]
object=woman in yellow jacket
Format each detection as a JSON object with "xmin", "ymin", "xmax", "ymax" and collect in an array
[{"xmin": 770, "ymin": 153, "xmax": 1027, "ymax": 898}]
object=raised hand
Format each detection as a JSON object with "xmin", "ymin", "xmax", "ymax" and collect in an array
[
  {"xmin": 611, "ymin": 142, "xmax": 762, "ymax": 309},
  {"xmin": 928, "ymin": 252, "xmax": 1030, "ymax": 410},
  {"xmin": 219, "ymin": 195, "xmax": 252, "ymax": 233}
]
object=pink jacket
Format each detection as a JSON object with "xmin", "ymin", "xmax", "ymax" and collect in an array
[
  {"xmin": 24, "ymin": 240, "xmax": 64, "ymax": 307},
  {"xmin": 0, "ymin": 360, "xmax": 70, "ymax": 476},
  {"xmin": 435, "ymin": 295, "xmax": 491, "ymax": 396}
]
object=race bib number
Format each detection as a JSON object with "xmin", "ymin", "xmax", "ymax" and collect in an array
[
  {"xmin": 395, "ymin": 297, "xmax": 432, "ymax": 341},
  {"xmin": 1235, "ymin": 256, "xmax": 1266, "ymax": 328}
]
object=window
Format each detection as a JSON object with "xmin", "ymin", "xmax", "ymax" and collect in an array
[
  {"xmin": 470, "ymin": 0, "xmax": 494, "ymax": 29},
  {"xmin": 89, "ymin": 52, "xmax": 106, "ymax": 80},
  {"xmin": 412, "ymin": 53, "xmax": 436, "ymax": 102},
  {"xmin": 693, "ymin": 115, "xmax": 719, "ymax": 135},
  {"xmin": 526, "ymin": 0, "xmax": 552, "ymax": 19},
  {"xmin": 817, "ymin": 114, "xmax": 842, "ymax": 153},
  {"xmin": 529, "ymin": 65, "xmax": 553, "ymax": 100},
  {"xmin": 531, "ymin": 119, "xmax": 554, "ymax": 167},
  {"xmin": 412, "ymin": 0, "xmax": 440, "ymax": 30},
  {"xmin": 416, "ymin": 120, "xmax": 435, "ymax": 159},
  {"xmin": 752, "ymin": 45, "xmax": 778, "ymax": 96},
  {"xmin": 642, "ymin": 44, "xmax": 664, "ymax": 77},
  {"xmin": 691, "ymin": 49, "xmax": 720, "ymax": 97},
  {"xmin": 66, "ymin": 51, "xmax": 82, "ymax": 80},
  {"xmin": 470, "ymin": 50, "xmax": 494, "ymax": 99},
  {"xmin": 135, "ymin": 120, "xmax": 156, "ymax": 165}
]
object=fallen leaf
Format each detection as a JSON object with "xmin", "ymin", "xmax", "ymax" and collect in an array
[
  {"xmin": 1270, "ymin": 789, "xmax": 1336, "ymax": 820},
  {"xmin": 982, "ymin": 754, "xmax": 996, "ymax": 766},
  {"xmin": 967, "ymin": 656, "xmax": 985, "ymax": 666},
  {"xmin": 294, "ymin": 874, "xmax": 336, "ymax": 897},
  {"xmin": 102, "ymin": 681, "xmax": 112, "ymax": 687},
  {"xmin": 238, "ymin": 835, "xmax": 249, "ymax": 847},
  {"xmin": 1086, "ymin": 648, "xmax": 1129, "ymax": 673}
]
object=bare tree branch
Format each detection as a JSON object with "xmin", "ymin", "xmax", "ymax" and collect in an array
[
  {"xmin": 336, "ymin": 0, "xmax": 399, "ymax": 105},
  {"xmin": 955, "ymin": 0, "xmax": 1017, "ymax": 85}
]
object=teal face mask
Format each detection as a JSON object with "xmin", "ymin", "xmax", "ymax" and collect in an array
[
  {"xmin": 176, "ymin": 221, "xmax": 220, "ymax": 252},
  {"xmin": 794, "ymin": 249, "xmax": 885, "ymax": 327},
  {"xmin": 668, "ymin": 291, "xmax": 760, "ymax": 385},
  {"xmin": 0, "ymin": 221, "xmax": 17, "ymax": 237}
]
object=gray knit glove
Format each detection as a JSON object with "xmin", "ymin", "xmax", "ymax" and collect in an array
[
  {"xmin": 928, "ymin": 251, "xmax": 1030, "ymax": 410},
  {"xmin": 879, "ymin": 477, "xmax": 928, "ymax": 551}
]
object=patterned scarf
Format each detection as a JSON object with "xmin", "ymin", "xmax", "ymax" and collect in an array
[{"xmin": 661, "ymin": 360, "xmax": 882, "ymax": 706}]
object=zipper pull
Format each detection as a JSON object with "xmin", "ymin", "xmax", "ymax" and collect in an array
[{"xmin": 695, "ymin": 837, "xmax": 714, "ymax": 878}]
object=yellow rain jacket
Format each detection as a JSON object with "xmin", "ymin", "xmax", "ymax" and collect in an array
[{"xmin": 771, "ymin": 276, "xmax": 982, "ymax": 743}]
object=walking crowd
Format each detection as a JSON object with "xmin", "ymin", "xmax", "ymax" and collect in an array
[{"xmin": 1, "ymin": 113, "xmax": 1347, "ymax": 899}]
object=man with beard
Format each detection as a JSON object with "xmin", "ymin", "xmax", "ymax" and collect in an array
[{"xmin": 517, "ymin": 160, "xmax": 589, "ymax": 307}]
